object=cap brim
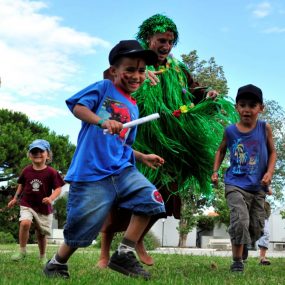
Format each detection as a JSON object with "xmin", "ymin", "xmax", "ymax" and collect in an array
[{"xmin": 29, "ymin": 145, "xmax": 47, "ymax": 151}]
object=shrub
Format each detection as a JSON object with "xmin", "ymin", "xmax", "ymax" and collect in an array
[
  {"xmin": 94, "ymin": 230, "xmax": 160, "ymax": 250},
  {"xmin": 0, "ymin": 231, "xmax": 16, "ymax": 244}
]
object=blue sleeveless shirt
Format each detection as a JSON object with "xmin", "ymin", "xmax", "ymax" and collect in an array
[{"xmin": 224, "ymin": 120, "xmax": 268, "ymax": 192}]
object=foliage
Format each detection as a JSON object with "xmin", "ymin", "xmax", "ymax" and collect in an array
[
  {"xmin": 0, "ymin": 108, "xmax": 75, "ymax": 239},
  {"xmin": 0, "ymin": 231, "xmax": 16, "ymax": 244},
  {"xmin": 259, "ymin": 100, "xmax": 285, "ymax": 205},
  {"xmin": 53, "ymin": 195, "xmax": 68, "ymax": 229},
  {"xmin": 181, "ymin": 50, "xmax": 228, "ymax": 95},
  {"xmin": 196, "ymin": 215, "xmax": 216, "ymax": 232},
  {"xmin": 94, "ymin": 231, "xmax": 160, "ymax": 251},
  {"xmin": 174, "ymin": 51, "xmax": 229, "ymax": 246},
  {"xmin": 0, "ymin": 108, "xmax": 75, "ymax": 182}
]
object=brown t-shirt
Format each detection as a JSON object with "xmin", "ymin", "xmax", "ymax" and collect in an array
[{"xmin": 18, "ymin": 165, "xmax": 65, "ymax": 215}]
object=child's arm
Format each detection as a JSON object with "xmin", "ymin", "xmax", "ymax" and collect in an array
[
  {"xmin": 261, "ymin": 123, "xmax": 277, "ymax": 186},
  {"xmin": 211, "ymin": 132, "xmax": 227, "ymax": 186},
  {"xmin": 133, "ymin": 150, "xmax": 165, "ymax": 170},
  {"xmin": 7, "ymin": 184, "xmax": 23, "ymax": 208},
  {"xmin": 73, "ymin": 104, "xmax": 123, "ymax": 135},
  {"xmin": 42, "ymin": 187, "xmax": 62, "ymax": 205}
]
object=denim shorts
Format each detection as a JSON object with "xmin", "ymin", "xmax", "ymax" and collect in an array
[
  {"xmin": 64, "ymin": 166, "xmax": 165, "ymax": 247},
  {"xmin": 225, "ymin": 185, "xmax": 265, "ymax": 245}
]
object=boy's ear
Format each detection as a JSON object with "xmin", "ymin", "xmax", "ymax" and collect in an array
[
  {"xmin": 109, "ymin": 66, "xmax": 117, "ymax": 77},
  {"xmin": 260, "ymin": 104, "xmax": 265, "ymax": 113}
]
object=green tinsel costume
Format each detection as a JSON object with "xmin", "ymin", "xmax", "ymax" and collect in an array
[{"xmin": 133, "ymin": 14, "xmax": 238, "ymax": 197}]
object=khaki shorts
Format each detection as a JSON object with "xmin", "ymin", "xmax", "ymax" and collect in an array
[
  {"xmin": 225, "ymin": 185, "xmax": 265, "ymax": 245},
  {"xmin": 20, "ymin": 206, "xmax": 53, "ymax": 236}
]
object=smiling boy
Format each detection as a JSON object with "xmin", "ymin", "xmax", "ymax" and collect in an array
[{"xmin": 43, "ymin": 40, "xmax": 165, "ymax": 280}]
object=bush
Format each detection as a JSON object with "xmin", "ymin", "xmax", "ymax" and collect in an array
[
  {"xmin": 94, "ymin": 231, "xmax": 160, "ymax": 250},
  {"xmin": 0, "ymin": 231, "xmax": 16, "ymax": 244}
]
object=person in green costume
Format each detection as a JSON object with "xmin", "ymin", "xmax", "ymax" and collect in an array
[{"xmin": 98, "ymin": 14, "xmax": 237, "ymax": 269}]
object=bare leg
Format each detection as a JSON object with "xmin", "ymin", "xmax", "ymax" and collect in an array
[
  {"xmin": 124, "ymin": 214, "xmax": 150, "ymax": 242},
  {"xmin": 135, "ymin": 217, "xmax": 157, "ymax": 266},
  {"xmin": 232, "ymin": 244, "xmax": 243, "ymax": 261},
  {"xmin": 97, "ymin": 232, "xmax": 114, "ymax": 268},
  {"xmin": 19, "ymin": 220, "xmax": 32, "ymax": 249},
  {"xmin": 36, "ymin": 229, "xmax": 46, "ymax": 257},
  {"xmin": 56, "ymin": 243, "xmax": 77, "ymax": 263}
]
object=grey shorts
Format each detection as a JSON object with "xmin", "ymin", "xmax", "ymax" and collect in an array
[{"xmin": 225, "ymin": 185, "xmax": 266, "ymax": 245}]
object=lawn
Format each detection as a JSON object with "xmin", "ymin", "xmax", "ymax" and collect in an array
[{"xmin": 1, "ymin": 244, "xmax": 285, "ymax": 285}]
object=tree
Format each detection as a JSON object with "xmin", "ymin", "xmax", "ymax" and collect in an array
[
  {"xmin": 0, "ymin": 108, "xmax": 75, "ymax": 239},
  {"xmin": 259, "ymin": 100, "xmax": 285, "ymax": 204},
  {"xmin": 175, "ymin": 51, "xmax": 231, "ymax": 247},
  {"xmin": 0, "ymin": 109, "xmax": 75, "ymax": 182}
]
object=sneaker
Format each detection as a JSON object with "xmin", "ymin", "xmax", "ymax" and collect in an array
[
  {"xmin": 242, "ymin": 244, "xmax": 248, "ymax": 262},
  {"xmin": 43, "ymin": 260, "xmax": 70, "ymax": 279},
  {"xmin": 260, "ymin": 258, "xmax": 271, "ymax": 265},
  {"xmin": 11, "ymin": 252, "xmax": 26, "ymax": 261},
  {"xmin": 108, "ymin": 250, "xmax": 151, "ymax": 280},
  {"xmin": 230, "ymin": 261, "xmax": 244, "ymax": 273}
]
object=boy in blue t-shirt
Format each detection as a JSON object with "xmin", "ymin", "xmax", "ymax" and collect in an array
[
  {"xmin": 211, "ymin": 84, "xmax": 276, "ymax": 273},
  {"xmin": 44, "ymin": 40, "xmax": 165, "ymax": 280}
]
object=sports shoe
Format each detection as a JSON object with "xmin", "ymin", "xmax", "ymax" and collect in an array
[
  {"xmin": 260, "ymin": 258, "xmax": 271, "ymax": 265},
  {"xmin": 108, "ymin": 250, "xmax": 151, "ymax": 280},
  {"xmin": 43, "ymin": 260, "xmax": 70, "ymax": 278},
  {"xmin": 230, "ymin": 261, "xmax": 244, "ymax": 272},
  {"xmin": 11, "ymin": 252, "xmax": 26, "ymax": 261}
]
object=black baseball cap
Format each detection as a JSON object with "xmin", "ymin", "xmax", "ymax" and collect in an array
[
  {"xmin": 109, "ymin": 40, "xmax": 158, "ymax": 66},
  {"xmin": 236, "ymin": 84, "xmax": 263, "ymax": 104}
]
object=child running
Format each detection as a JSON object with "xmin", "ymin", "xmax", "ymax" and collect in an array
[
  {"xmin": 8, "ymin": 139, "xmax": 64, "ymax": 265},
  {"xmin": 43, "ymin": 40, "xmax": 165, "ymax": 280},
  {"xmin": 211, "ymin": 84, "xmax": 276, "ymax": 272}
]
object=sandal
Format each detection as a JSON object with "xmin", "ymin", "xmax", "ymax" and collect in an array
[{"xmin": 260, "ymin": 259, "xmax": 271, "ymax": 265}]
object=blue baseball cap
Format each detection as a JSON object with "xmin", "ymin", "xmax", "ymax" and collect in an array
[{"xmin": 28, "ymin": 139, "xmax": 50, "ymax": 152}]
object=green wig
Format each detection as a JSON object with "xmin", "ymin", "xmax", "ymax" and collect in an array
[{"xmin": 136, "ymin": 14, "xmax": 179, "ymax": 48}]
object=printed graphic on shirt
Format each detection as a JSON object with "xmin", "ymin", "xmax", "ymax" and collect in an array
[
  {"xmin": 30, "ymin": 179, "xmax": 43, "ymax": 192},
  {"xmin": 152, "ymin": 190, "xmax": 164, "ymax": 204},
  {"xmin": 231, "ymin": 138, "xmax": 259, "ymax": 175},
  {"xmin": 97, "ymin": 97, "xmax": 134, "ymax": 140}
]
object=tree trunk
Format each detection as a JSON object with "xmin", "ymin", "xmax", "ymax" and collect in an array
[{"xmin": 178, "ymin": 218, "xmax": 189, "ymax": 247}]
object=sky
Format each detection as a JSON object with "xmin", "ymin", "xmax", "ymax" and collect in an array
[{"xmin": 0, "ymin": 0, "xmax": 284, "ymax": 145}]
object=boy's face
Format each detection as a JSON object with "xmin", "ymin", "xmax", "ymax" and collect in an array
[
  {"xmin": 111, "ymin": 57, "xmax": 146, "ymax": 94},
  {"xmin": 147, "ymin": 31, "xmax": 174, "ymax": 65},
  {"xmin": 235, "ymin": 99, "xmax": 264, "ymax": 124}
]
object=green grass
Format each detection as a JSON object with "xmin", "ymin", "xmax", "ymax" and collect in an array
[{"xmin": 1, "ymin": 244, "xmax": 285, "ymax": 285}]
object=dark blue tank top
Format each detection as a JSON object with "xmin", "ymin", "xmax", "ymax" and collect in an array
[{"xmin": 224, "ymin": 120, "xmax": 268, "ymax": 192}]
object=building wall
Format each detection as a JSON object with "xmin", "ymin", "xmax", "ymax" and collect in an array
[{"xmin": 151, "ymin": 216, "xmax": 197, "ymax": 247}]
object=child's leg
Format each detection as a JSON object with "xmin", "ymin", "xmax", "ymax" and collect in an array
[
  {"xmin": 97, "ymin": 232, "xmax": 114, "ymax": 268},
  {"xmin": 19, "ymin": 219, "xmax": 32, "ymax": 250},
  {"xmin": 36, "ymin": 229, "xmax": 47, "ymax": 258},
  {"xmin": 136, "ymin": 217, "xmax": 158, "ymax": 265}
]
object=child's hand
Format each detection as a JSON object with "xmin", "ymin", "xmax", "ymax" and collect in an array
[
  {"xmin": 142, "ymin": 154, "xmax": 164, "ymax": 169},
  {"xmin": 42, "ymin": 197, "xmax": 53, "ymax": 205},
  {"xmin": 261, "ymin": 172, "xmax": 272, "ymax": 186},
  {"xmin": 211, "ymin": 173, "xmax": 219, "ymax": 186},
  {"xmin": 101, "ymin": 119, "xmax": 123, "ymax": 135},
  {"xmin": 7, "ymin": 198, "xmax": 17, "ymax": 208}
]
